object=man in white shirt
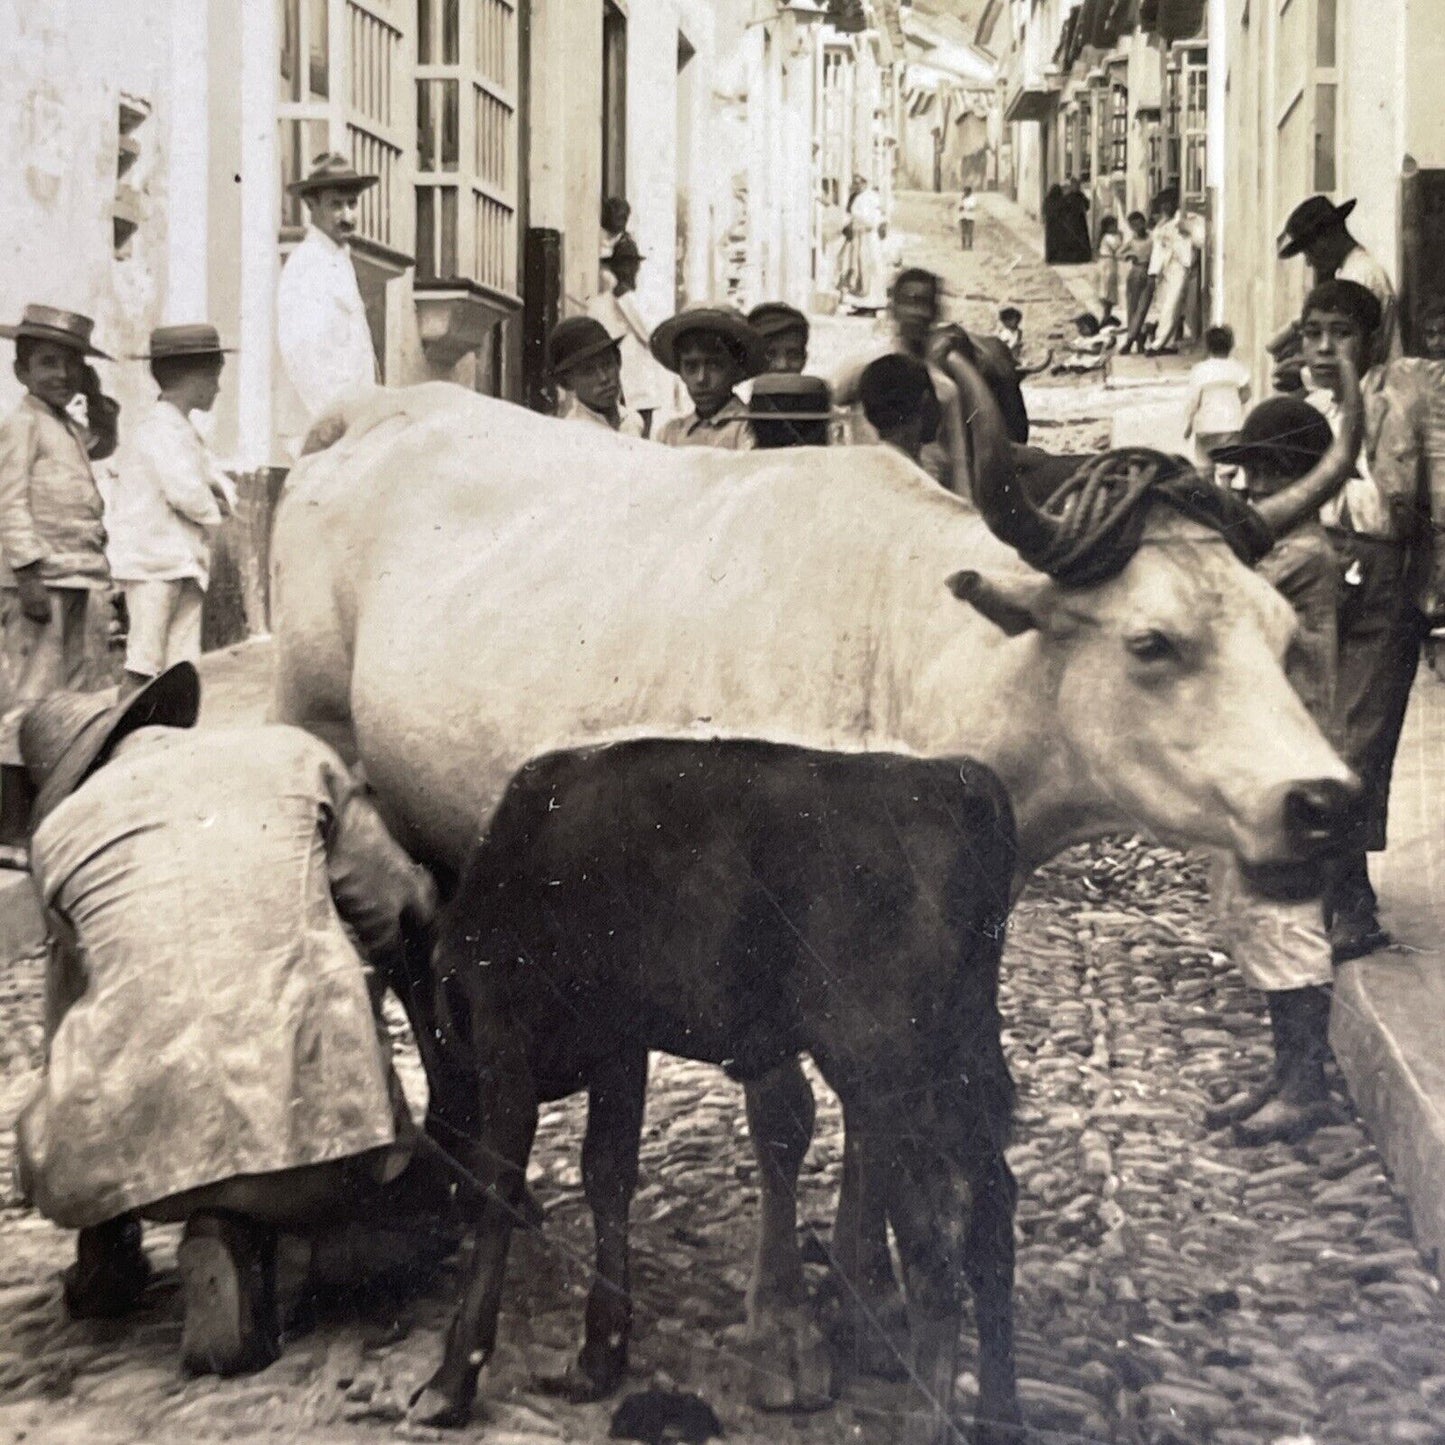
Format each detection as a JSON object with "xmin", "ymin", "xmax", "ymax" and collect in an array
[
  {"xmin": 276, "ymin": 153, "xmax": 380, "ymax": 456},
  {"xmin": 1277, "ymin": 195, "xmax": 1401, "ymax": 362},
  {"xmin": 111, "ymin": 325, "xmax": 237, "ymax": 701}
]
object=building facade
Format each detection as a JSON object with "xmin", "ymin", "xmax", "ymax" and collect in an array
[
  {"xmin": 1216, "ymin": 0, "xmax": 1445, "ymax": 385},
  {"xmin": 0, "ymin": 0, "xmax": 727, "ymax": 470}
]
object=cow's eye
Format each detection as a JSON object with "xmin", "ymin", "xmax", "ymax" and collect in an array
[{"xmin": 1126, "ymin": 629, "xmax": 1178, "ymax": 663}]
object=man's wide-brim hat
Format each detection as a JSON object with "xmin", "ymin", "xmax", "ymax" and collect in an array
[
  {"xmin": 741, "ymin": 373, "xmax": 834, "ymax": 421},
  {"xmin": 547, "ymin": 316, "xmax": 622, "ymax": 377},
  {"xmin": 650, "ymin": 308, "xmax": 767, "ymax": 377},
  {"xmin": 1277, "ymin": 194, "xmax": 1357, "ymax": 259},
  {"xmin": 287, "ymin": 151, "xmax": 379, "ymax": 198},
  {"xmin": 20, "ymin": 663, "xmax": 201, "ymax": 827},
  {"xmin": 131, "ymin": 323, "xmax": 234, "ymax": 361},
  {"xmin": 0, "ymin": 305, "xmax": 110, "ymax": 359},
  {"xmin": 1208, "ymin": 396, "xmax": 1335, "ymax": 475}
]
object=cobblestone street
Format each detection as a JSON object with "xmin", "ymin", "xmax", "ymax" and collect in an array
[{"xmin": 5, "ymin": 838, "xmax": 1445, "ymax": 1444}]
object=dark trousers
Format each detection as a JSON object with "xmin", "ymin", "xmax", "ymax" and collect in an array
[{"xmin": 1326, "ymin": 531, "xmax": 1428, "ymax": 919}]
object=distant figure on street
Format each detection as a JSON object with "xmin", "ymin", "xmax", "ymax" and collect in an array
[
  {"xmin": 1095, "ymin": 214, "xmax": 1122, "ymax": 325},
  {"xmin": 842, "ymin": 176, "xmax": 887, "ymax": 313},
  {"xmin": 14, "ymin": 666, "xmax": 456, "ymax": 1378},
  {"xmin": 547, "ymin": 318, "xmax": 644, "ymax": 437},
  {"xmin": 858, "ymin": 353, "xmax": 940, "ymax": 463},
  {"xmin": 600, "ymin": 195, "xmax": 632, "ymax": 260},
  {"xmin": 746, "ymin": 303, "xmax": 810, "ymax": 375},
  {"xmin": 1145, "ymin": 191, "xmax": 1193, "ymax": 355},
  {"xmin": 1183, "ymin": 325, "xmax": 1251, "ymax": 476},
  {"xmin": 996, "ymin": 305, "xmax": 1024, "ymax": 365},
  {"xmin": 588, "ymin": 235, "xmax": 666, "ymax": 437},
  {"xmin": 109, "ymin": 325, "xmax": 236, "ymax": 703},
  {"xmin": 276, "ymin": 153, "xmax": 380, "ymax": 455},
  {"xmin": 1042, "ymin": 184, "xmax": 1065, "ymax": 264},
  {"xmin": 957, "ymin": 186, "xmax": 977, "ymax": 250},
  {"xmin": 0, "ymin": 305, "xmax": 115, "ymax": 857},
  {"xmin": 1119, "ymin": 211, "xmax": 1153, "ymax": 353},
  {"xmin": 1057, "ymin": 179, "xmax": 1092, "ymax": 264},
  {"xmin": 1278, "ymin": 194, "xmax": 1400, "ymax": 361},
  {"xmin": 651, "ymin": 308, "xmax": 766, "ymax": 450}
]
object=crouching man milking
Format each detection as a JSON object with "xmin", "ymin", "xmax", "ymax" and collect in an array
[{"xmin": 12, "ymin": 663, "xmax": 459, "ymax": 1376}]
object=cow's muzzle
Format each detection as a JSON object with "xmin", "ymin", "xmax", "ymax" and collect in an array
[
  {"xmin": 1240, "ymin": 776, "xmax": 1364, "ymax": 900},
  {"xmin": 1284, "ymin": 776, "xmax": 1364, "ymax": 854}
]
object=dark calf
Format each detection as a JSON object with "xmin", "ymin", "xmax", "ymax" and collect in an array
[{"xmin": 411, "ymin": 740, "xmax": 1021, "ymax": 1445}]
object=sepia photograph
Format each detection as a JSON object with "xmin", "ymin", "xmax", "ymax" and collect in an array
[{"xmin": 1, "ymin": 1, "xmax": 1444, "ymax": 1441}]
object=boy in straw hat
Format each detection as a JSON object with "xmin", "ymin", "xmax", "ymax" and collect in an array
[
  {"xmin": 276, "ymin": 153, "xmax": 380, "ymax": 450},
  {"xmin": 651, "ymin": 307, "xmax": 767, "ymax": 450},
  {"xmin": 12, "ymin": 665, "xmax": 483, "ymax": 1373},
  {"xmin": 0, "ymin": 305, "xmax": 116, "ymax": 856},
  {"xmin": 546, "ymin": 317, "xmax": 644, "ymax": 435},
  {"xmin": 111, "ymin": 325, "xmax": 237, "ymax": 702}
]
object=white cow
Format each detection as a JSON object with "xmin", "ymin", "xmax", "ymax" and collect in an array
[{"xmin": 271, "ymin": 377, "xmax": 1359, "ymax": 1431}]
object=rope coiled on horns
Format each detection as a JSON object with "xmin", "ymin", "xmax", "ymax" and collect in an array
[{"xmin": 1022, "ymin": 447, "xmax": 1275, "ymax": 587}]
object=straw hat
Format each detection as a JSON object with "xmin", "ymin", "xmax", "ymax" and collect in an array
[
  {"xmin": 650, "ymin": 308, "xmax": 767, "ymax": 377},
  {"xmin": 287, "ymin": 152, "xmax": 379, "ymax": 198},
  {"xmin": 130, "ymin": 324, "xmax": 234, "ymax": 361},
  {"xmin": 0, "ymin": 305, "xmax": 110, "ymax": 359},
  {"xmin": 20, "ymin": 664, "xmax": 201, "ymax": 827}
]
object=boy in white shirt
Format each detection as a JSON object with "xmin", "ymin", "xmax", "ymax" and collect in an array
[
  {"xmin": 110, "ymin": 326, "xmax": 235, "ymax": 701},
  {"xmin": 1183, "ymin": 325, "xmax": 1251, "ymax": 477}
]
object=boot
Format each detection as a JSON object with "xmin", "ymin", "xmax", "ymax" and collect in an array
[
  {"xmin": 178, "ymin": 1212, "xmax": 280, "ymax": 1377},
  {"xmin": 1327, "ymin": 853, "xmax": 1390, "ymax": 964},
  {"xmin": 1205, "ymin": 1003, "xmax": 1290, "ymax": 1129},
  {"xmin": 1235, "ymin": 988, "xmax": 1337, "ymax": 1147},
  {"xmin": 63, "ymin": 1215, "xmax": 150, "ymax": 1318}
]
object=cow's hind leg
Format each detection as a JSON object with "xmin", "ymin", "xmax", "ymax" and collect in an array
[
  {"xmin": 409, "ymin": 1005, "xmax": 538, "ymax": 1427},
  {"xmin": 742, "ymin": 1060, "xmax": 832, "ymax": 1411},
  {"xmin": 540, "ymin": 1048, "xmax": 648, "ymax": 1402},
  {"xmin": 964, "ymin": 1149, "xmax": 1021, "ymax": 1445},
  {"xmin": 831, "ymin": 1102, "xmax": 910, "ymax": 1382}
]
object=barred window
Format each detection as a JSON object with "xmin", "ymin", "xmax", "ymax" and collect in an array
[{"xmin": 415, "ymin": 0, "xmax": 519, "ymax": 294}]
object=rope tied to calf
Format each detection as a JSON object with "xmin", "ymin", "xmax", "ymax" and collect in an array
[{"xmin": 999, "ymin": 447, "xmax": 1275, "ymax": 589}]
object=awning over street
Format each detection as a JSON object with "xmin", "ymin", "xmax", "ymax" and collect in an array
[{"xmin": 1005, "ymin": 86, "xmax": 1057, "ymax": 123}]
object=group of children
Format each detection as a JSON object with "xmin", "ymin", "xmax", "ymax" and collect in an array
[{"xmin": 0, "ymin": 306, "xmax": 234, "ymax": 854}]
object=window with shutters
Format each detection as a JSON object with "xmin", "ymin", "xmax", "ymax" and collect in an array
[
  {"xmin": 415, "ymin": 0, "xmax": 519, "ymax": 296},
  {"xmin": 1180, "ymin": 47, "xmax": 1207, "ymax": 207},
  {"xmin": 1077, "ymin": 93, "xmax": 1092, "ymax": 183},
  {"xmin": 1109, "ymin": 81, "xmax": 1128, "ymax": 173},
  {"xmin": 278, "ymin": 0, "xmax": 410, "ymax": 255}
]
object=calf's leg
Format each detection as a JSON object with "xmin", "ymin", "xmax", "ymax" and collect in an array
[
  {"xmin": 831, "ymin": 1107, "xmax": 910, "ymax": 1382},
  {"xmin": 964, "ymin": 1149, "xmax": 1021, "ymax": 1445},
  {"xmin": 885, "ymin": 1135, "xmax": 972, "ymax": 1445},
  {"xmin": 546, "ymin": 1049, "xmax": 648, "ymax": 1401},
  {"xmin": 742, "ymin": 1059, "xmax": 832, "ymax": 1411},
  {"xmin": 410, "ymin": 1007, "xmax": 539, "ymax": 1428}
]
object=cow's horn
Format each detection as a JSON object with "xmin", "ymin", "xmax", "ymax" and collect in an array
[
  {"xmin": 972, "ymin": 443, "xmax": 1071, "ymax": 569},
  {"xmin": 937, "ymin": 342, "xmax": 1063, "ymax": 568}
]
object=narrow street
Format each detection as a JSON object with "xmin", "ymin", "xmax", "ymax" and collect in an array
[{"xmin": 4, "ymin": 201, "xmax": 1445, "ymax": 1445}]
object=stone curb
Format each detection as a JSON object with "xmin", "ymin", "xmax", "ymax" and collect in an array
[
  {"xmin": 1331, "ymin": 955, "xmax": 1445, "ymax": 1276},
  {"xmin": 0, "ymin": 869, "xmax": 43, "ymax": 965}
]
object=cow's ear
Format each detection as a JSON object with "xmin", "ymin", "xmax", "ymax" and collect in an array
[{"xmin": 946, "ymin": 569, "xmax": 1054, "ymax": 637}]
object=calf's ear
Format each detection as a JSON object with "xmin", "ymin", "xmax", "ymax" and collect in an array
[{"xmin": 946, "ymin": 569, "xmax": 1054, "ymax": 637}]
